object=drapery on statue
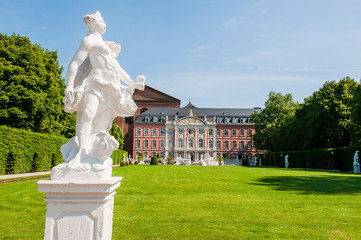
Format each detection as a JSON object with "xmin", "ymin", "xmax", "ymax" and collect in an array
[{"xmin": 55, "ymin": 11, "xmax": 145, "ymax": 176}]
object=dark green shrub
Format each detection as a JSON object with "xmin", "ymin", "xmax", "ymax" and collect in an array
[
  {"xmin": 120, "ymin": 162, "xmax": 125, "ymax": 167},
  {"xmin": 150, "ymin": 156, "xmax": 158, "ymax": 165},
  {"xmin": 242, "ymin": 157, "xmax": 249, "ymax": 166},
  {"xmin": 134, "ymin": 161, "xmax": 138, "ymax": 165}
]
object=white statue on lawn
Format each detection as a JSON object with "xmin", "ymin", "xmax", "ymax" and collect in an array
[
  {"xmin": 353, "ymin": 150, "xmax": 360, "ymax": 173},
  {"xmin": 285, "ymin": 155, "xmax": 289, "ymax": 168},
  {"xmin": 52, "ymin": 11, "xmax": 145, "ymax": 179}
]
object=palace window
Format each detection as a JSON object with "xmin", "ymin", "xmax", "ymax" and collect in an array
[
  {"xmin": 189, "ymin": 129, "xmax": 194, "ymax": 135},
  {"xmin": 225, "ymin": 153, "xmax": 229, "ymax": 159},
  {"xmin": 144, "ymin": 128, "xmax": 149, "ymax": 136},
  {"xmin": 233, "ymin": 153, "xmax": 238, "ymax": 159},
  {"xmin": 199, "ymin": 139, "xmax": 204, "ymax": 148},
  {"xmin": 216, "ymin": 117, "xmax": 221, "ymax": 123},
  {"xmin": 224, "ymin": 141, "xmax": 229, "ymax": 150},
  {"xmin": 160, "ymin": 140, "xmax": 165, "ymax": 148},
  {"xmin": 179, "ymin": 129, "xmax": 183, "ymax": 134},
  {"xmin": 240, "ymin": 129, "xmax": 245, "ymax": 137},
  {"xmin": 248, "ymin": 141, "xmax": 253, "ymax": 150},
  {"xmin": 136, "ymin": 128, "xmax": 141, "ymax": 136},
  {"xmin": 209, "ymin": 129, "xmax": 214, "ymax": 136},
  {"xmin": 209, "ymin": 140, "xmax": 213, "ymax": 148},
  {"xmin": 144, "ymin": 140, "xmax": 149, "ymax": 149},
  {"xmin": 240, "ymin": 141, "xmax": 245, "ymax": 150},
  {"xmin": 232, "ymin": 129, "xmax": 237, "ymax": 137},
  {"xmin": 216, "ymin": 129, "xmax": 221, "ymax": 137},
  {"xmin": 224, "ymin": 129, "xmax": 229, "ymax": 137},
  {"xmin": 199, "ymin": 129, "xmax": 204, "ymax": 135},
  {"xmin": 216, "ymin": 141, "xmax": 221, "ymax": 150},
  {"xmin": 153, "ymin": 116, "xmax": 158, "ymax": 122},
  {"xmin": 144, "ymin": 152, "xmax": 148, "ymax": 159},
  {"xmin": 178, "ymin": 139, "xmax": 183, "ymax": 148},
  {"xmin": 189, "ymin": 139, "xmax": 194, "ymax": 148},
  {"xmin": 168, "ymin": 129, "xmax": 173, "ymax": 135},
  {"xmin": 168, "ymin": 140, "xmax": 173, "ymax": 148},
  {"xmin": 248, "ymin": 129, "xmax": 253, "ymax": 137},
  {"xmin": 232, "ymin": 141, "xmax": 237, "ymax": 150},
  {"xmin": 160, "ymin": 152, "xmax": 165, "ymax": 158},
  {"xmin": 152, "ymin": 152, "xmax": 157, "ymax": 157},
  {"xmin": 144, "ymin": 116, "xmax": 149, "ymax": 122},
  {"xmin": 160, "ymin": 116, "xmax": 166, "ymax": 123},
  {"xmin": 152, "ymin": 140, "xmax": 157, "ymax": 149},
  {"xmin": 160, "ymin": 128, "xmax": 165, "ymax": 136},
  {"xmin": 135, "ymin": 139, "xmax": 140, "ymax": 149},
  {"xmin": 232, "ymin": 117, "xmax": 237, "ymax": 123},
  {"xmin": 152, "ymin": 128, "xmax": 157, "ymax": 136}
]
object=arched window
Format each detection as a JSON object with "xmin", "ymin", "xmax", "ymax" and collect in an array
[
  {"xmin": 144, "ymin": 116, "xmax": 150, "ymax": 122},
  {"xmin": 144, "ymin": 140, "xmax": 149, "ymax": 149},
  {"xmin": 135, "ymin": 139, "xmax": 140, "ymax": 149},
  {"xmin": 224, "ymin": 141, "xmax": 229, "ymax": 150},
  {"xmin": 232, "ymin": 141, "xmax": 237, "ymax": 149},
  {"xmin": 189, "ymin": 139, "xmax": 194, "ymax": 148},
  {"xmin": 224, "ymin": 129, "xmax": 229, "ymax": 136},
  {"xmin": 178, "ymin": 139, "xmax": 183, "ymax": 148},
  {"xmin": 153, "ymin": 116, "xmax": 158, "ymax": 122},
  {"xmin": 199, "ymin": 139, "xmax": 204, "ymax": 148}
]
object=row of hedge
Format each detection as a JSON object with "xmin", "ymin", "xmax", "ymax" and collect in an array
[
  {"xmin": 259, "ymin": 145, "xmax": 361, "ymax": 172},
  {"xmin": 0, "ymin": 125, "xmax": 68, "ymax": 175},
  {"xmin": 0, "ymin": 126, "xmax": 128, "ymax": 175},
  {"xmin": 111, "ymin": 149, "xmax": 128, "ymax": 165}
]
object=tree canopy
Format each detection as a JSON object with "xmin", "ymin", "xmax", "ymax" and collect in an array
[
  {"xmin": 0, "ymin": 33, "xmax": 75, "ymax": 137},
  {"xmin": 252, "ymin": 77, "xmax": 361, "ymax": 152}
]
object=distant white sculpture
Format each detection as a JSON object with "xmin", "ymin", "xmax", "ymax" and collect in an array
[
  {"xmin": 353, "ymin": 150, "xmax": 360, "ymax": 173},
  {"xmin": 52, "ymin": 11, "xmax": 145, "ymax": 180},
  {"xmin": 254, "ymin": 156, "xmax": 258, "ymax": 166},
  {"xmin": 285, "ymin": 155, "xmax": 289, "ymax": 168},
  {"xmin": 123, "ymin": 153, "xmax": 126, "ymax": 163},
  {"xmin": 200, "ymin": 154, "xmax": 207, "ymax": 166}
]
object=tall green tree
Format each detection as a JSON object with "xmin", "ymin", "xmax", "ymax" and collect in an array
[
  {"xmin": 251, "ymin": 92, "xmax": 298, "ymax": 152},
  {"xmin": 297, "ymin": 77, "xmax": 359, "ymax": 149},
  {"xmin": 0, "ymin": 33, "xmax": 75, "ymax": 137},
  {"xmin": 109, "ymin": 121, "xmax": 124, "ymax": 150}
]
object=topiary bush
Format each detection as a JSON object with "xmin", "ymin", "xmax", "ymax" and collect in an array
[
  {"xmin": 150, "ymin": 156, "xmax": 158, "ymax": 165},
  {"xmin": 242, "ymin": 157, "xmax": 249, "ymax": 166}
]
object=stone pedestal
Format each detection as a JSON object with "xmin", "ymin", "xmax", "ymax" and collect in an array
[
  {"xmin": 37, "ymin": 177, "xmax": 122, "ymax": 240},
  {"xmin": 354, "ymin": 163, "xmax": 360, "ymax": 173}
]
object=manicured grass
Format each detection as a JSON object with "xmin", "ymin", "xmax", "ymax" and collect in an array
[{"xmin": 1, "ymin": 166, "xmax": 361, "ymax": 239}]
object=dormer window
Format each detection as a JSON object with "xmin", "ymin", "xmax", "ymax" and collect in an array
[
  {"xmin": 145, "ymin": 116, "xmax": 150, "ymax": 122},
  {"xmin": 153, "ymin": 116, "xmax": 158, "ymax": 122},
  {"xmin": 216, "ymin": 117, "xmax": 221, "ymax": 123},
  {"xmin": 160, "ymin": 116, "xmax": 166, "ymax": 123},
  {"xmin": 232, "ymin": 117, "xmax": 236, "ymax": 123}
]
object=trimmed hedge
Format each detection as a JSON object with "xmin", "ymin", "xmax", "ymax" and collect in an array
[
  {"xmin": 111, "ymin": 149, "xmax": 128, "ymax": 165},
  {"xmin": 0, "ymin": 126, "xmax": 68, "ymax": 174},
  {"xmin": 260, "ymin": 145, "xmax": 361, "ymax": 172},
  {"xmin": 0, "ymin": 126, "xmax": 129, "ymax": 174}
]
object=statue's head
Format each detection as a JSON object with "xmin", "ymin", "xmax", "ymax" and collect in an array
[{"xmin": 84, "ymin": 11, "xmax": 106, "ymax": 35}]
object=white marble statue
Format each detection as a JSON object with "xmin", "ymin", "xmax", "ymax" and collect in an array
[
  {"xmin": 254, "ymin": 156, "xmax": 258, "ymax": 166},
  {"xmin": 52, "ymin": 11, "xmax": 145, "ymax": 180},
  {"xmin": 353, "ymin": 150, "xmax": 360, "ymax": 173},
  {"xmin": 285, "ymin": 154, "xmax": 289, "ymax": 168}
]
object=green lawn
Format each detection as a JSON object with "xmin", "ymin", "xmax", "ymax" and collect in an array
[{"xmin": 1, "ymin": 166, "xmax": 361, "ymax": 239}]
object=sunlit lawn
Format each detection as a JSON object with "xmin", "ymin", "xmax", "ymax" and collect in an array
[{"xmin": 1, "ymin": 165, "xmax": 361, "ymax": 239}]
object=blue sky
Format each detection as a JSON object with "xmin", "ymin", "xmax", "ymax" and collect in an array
[{"xmin": 2, "ymin": 0, "xmax": 361, "ymax": 108}]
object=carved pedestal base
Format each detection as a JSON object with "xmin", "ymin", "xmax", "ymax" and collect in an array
[{"xmin": 37, "ymin": 177, "xmax": 122, "ymax": 240}]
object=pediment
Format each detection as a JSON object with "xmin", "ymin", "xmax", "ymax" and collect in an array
[{"xmin": 175, "ymin": 116, "xmax": 205, "ymax": 125}]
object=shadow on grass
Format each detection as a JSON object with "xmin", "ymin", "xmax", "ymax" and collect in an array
[{"xmin": 252, "ymin": 175, "xmax": 361, "ymax": 195}]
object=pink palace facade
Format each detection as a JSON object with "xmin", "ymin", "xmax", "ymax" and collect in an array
[{"xmin": 132, "ymin": 101, "xmax": 261, "ymax": 164}]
